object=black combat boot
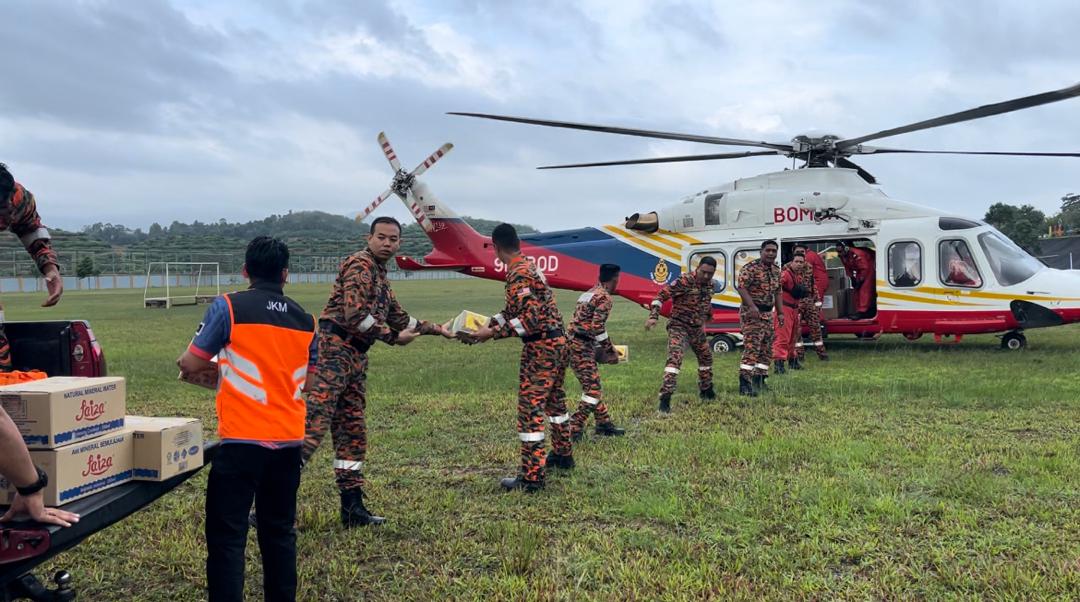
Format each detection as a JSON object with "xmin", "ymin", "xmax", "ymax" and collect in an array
[
  {"xmin": 752, "ymin": 374, "xmax": 769, "ymax": 394},
  {"xmin": 340, "ymin": 489, "xmax": 386, "ymax": 528},
  {"xmin": 774, "ymin": 360, "xmax": 786, "ymax": 374},
  {"xmin": 789, "ymin": 357, "xmax": 802, "ymax": 370},
  {"xmin": 699, "ymin": 385, "xmax": 716, "ymax": 401},
  {"xmin": 658, "ymin": 392, "xmax": 672, "ymax": 413},
  {"xmin": 546, "ymin": 451, "xmax": 575, "ymax": 470},
  {"xmin": 739, "ymin": 374, "xmax": 757, "ymax": 397},
  {"xmin": 594, "ymin": 422, "xmax": 625, "ymax": 436},
  {"xmin": 499, "ymin": 475, "xmax": 545, "ymax": 493}
]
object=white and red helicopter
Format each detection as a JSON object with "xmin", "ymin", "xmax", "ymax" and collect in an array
[{"xmin": 359, "ymin": 83, "xmax": 1080, "ymax": 352}]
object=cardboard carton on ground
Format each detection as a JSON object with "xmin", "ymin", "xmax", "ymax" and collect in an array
[
  {"xmin": 614, "ymin": 345, "xmax": 629, "ymax": 363},
  {"xmin": 0, "ymin": 430, "xmax": 133, "ymax": 506},
  {"xmin": 0, "ymin": 376, "xmax": 126, "ymax": 449},
  {"xmin": 449, "ymin": 310, "xmax": 490, "ymax": 334},
  {"xmin": 125, "ymin": 416, "xmax": 204, "ymax": 481}
]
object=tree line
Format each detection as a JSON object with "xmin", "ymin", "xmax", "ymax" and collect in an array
[{"xmin": 983, "ymin": 193, "xmax": 1079, "ymax": 253}]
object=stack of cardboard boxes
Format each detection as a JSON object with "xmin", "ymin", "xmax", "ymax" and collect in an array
[{"xmin": 0, "ymin": 377, "xmax": 203, "ymax": 506}]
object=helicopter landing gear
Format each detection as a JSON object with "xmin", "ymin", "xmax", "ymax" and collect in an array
[
  {"xmin": 710, "ymin": 334, "xmax": 739, "ymax": 354},
  {"xmin": 1000, "ymin": 330, "xmax": 1027, "ymax": 351}
]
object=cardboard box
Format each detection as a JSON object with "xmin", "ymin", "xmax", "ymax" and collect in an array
[
  {"xmin": 0, "ymin": 377, "xmax": 126, "ymax": 449},
  {"xmin": 450, "ymin": 310, "xmax": 490, "ymax": 334},
  {"xmin": 0, "ymin": 430, "xmax": 133, "ymax": 506},
  {"xmin": 125, "ymin": 416, "xmax": 204, "ymax": 481},
  {"xmin": 614, "ymin": 345, "xmax": 629, "ymax": 363}
]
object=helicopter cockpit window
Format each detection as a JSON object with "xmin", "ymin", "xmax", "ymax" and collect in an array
[
  {"xmin": 888, "ymin": 241, "xmax": 922, "ymax": 287},
  {"xmin": 939, "ymin": 239, "xmax": 982, "ymax": 288},
  {"xmin": 977, "ymin": 230, "xmax": 1044, "ymax": 286},
  {"xmin": 705, "ymin": 194, "xmax": 725, "ymax": 226},
  {"xmin": 689, "ymin": 251, "xmax": 727, "ymax": 291}
]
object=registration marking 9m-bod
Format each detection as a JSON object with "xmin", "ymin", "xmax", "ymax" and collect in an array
[{"xmin": 493, "ymin": 256, "xmax": 559, "ymax": 274}]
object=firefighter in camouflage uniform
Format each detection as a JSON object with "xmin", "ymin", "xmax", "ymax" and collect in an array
[
  {"xmin": 568, "ymin": 264, "xmax": 625, "ymax": 441},
  {"xmin": 735, "ymin": 240, "xmax": 782, "ymax": 396},
  {"xmin": 645, "ymin": 257, "xmax": 718, "ymax": 413},
  {"xmin": 0, "ymin": 164, "xmax": 64, "ymax": 370},
  {"xmin": 468, "ymin": 224, "xmax": 573, "ymax": 493},
  {"xmin": 793, "ymin": 243, "xmax": 828, "ymax": 361},
  {"xmin": 303, "ymin": 217, "xmax": 453, "ymax": 527}
]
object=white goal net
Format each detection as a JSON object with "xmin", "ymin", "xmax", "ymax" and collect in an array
[{"xmin": 143, "ymin": 262, "xmax": 221, "ymax": 308}]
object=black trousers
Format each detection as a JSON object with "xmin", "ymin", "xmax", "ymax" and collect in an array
[{"xmin": 206, "ymin": 444, "xmax": 301, "ymax": 602}]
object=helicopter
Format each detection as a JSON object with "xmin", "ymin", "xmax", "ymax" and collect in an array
[{"xmin": 359, "ymin": 83, "xmax": 1080, "ymax": 352}]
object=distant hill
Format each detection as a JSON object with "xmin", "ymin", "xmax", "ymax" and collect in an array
[{"xmin": 0, "ymin": 211, "xmax": 536, "ymax": 275}]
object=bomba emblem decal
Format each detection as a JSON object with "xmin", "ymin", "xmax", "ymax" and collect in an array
[{"xmin": 651, "ymin": 259, "xmax": 670, "ymax": 284}]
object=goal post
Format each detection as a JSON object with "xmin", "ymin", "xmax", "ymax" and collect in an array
[{"xmin": 143, "ymin": 262, "xmax": 221, "ymax": 308}]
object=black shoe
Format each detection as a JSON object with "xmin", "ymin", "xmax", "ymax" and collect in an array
[
  {"xmin": 500, "ymin": 476, "xmax": 545, "ymax": 493},
  {"xmin": 752, "ymin": 375, "xmax": 769, "ymax": 394},
  {"xmin": 774, "ymin": 360, "xmax": 786, "ymax": 374},
  {"xmin": 594, "ymin": 422, "xmax": 625, "ymax": 436},
  {"xmin": 658, "ymin": 392, "xmax": 672, "ymax": 413},
  {"xmin": 738, "ymin": 374, "xmax": 757, "ymax": 397},
  {"xmin": 699, "ymin": 386, "xmax": 716, "ymax": 401},
  {"xmin": 546, "ymin": 451, "xmax": 575, "ymax": 470},
  {"xmin": 789, "ymin": 357, "xmax": 802, "ymax": 370},
  {"xmin": 340, "ymin": 489, "xmax": 386, "ymax": 528}
]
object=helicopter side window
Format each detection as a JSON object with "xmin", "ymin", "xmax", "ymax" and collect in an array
[
  {"xmin": 689, "ymin": 251, "xmax": 727, "ymax": 291},
  {"xmin": 887, "ymin": 241, "xmax": 922, "ymax": 287},
  {"xmin": 705, "ymin": 194, "xmax": 725, "ymax": 226},
  {"xmin": 734, "ymin": 248, "xmax": 761, "ymax": 283},
  {"xmin": 939, "ymin": 239, "xmax": 982, "ymax": 288}
]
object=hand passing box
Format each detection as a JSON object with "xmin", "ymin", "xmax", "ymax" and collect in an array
[{"xmin": 450, "ymin": 310, "xmax": 490, "ymax": 334}]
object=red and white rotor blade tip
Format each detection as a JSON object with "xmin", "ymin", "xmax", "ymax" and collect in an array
[
  {"xmin": 378, "ymin": 131, "xmax": 402, "ymax": 172},
  {"xmin": 410, "ymin": 143, "xmax": 453, "ymax": 178},
  {"xmin": 355, "ymin": 188, "xmax": 394, "ymax": 223}
]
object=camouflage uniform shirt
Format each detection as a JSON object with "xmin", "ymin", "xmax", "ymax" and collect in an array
[
  {"xmin": 570, "ymin": 284, "xmax": 615, "ymax": 354},
  {"xmin": 648, "ymin": 273, "xmax": 712, "ymax": 327},
  {"xmin": 321, "ymin": 248, "xmax": 436, "ymax": 346},
  {"xmin": 2, "ymin": 183, "xmax": 58, "ymax": 274},
  {"xmin": 492, "ymin": 255, "xmax": 564, "ymax": 339},
  {"xmin": 737, "ymin": 259, "xmax": 781, "ymax": 309}
]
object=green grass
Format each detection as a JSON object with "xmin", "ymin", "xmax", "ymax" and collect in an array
[{"xmin": 7, "ymin": 279, "xmax": 1078, "ymax": 600}]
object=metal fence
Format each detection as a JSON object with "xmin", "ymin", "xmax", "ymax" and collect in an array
[
  {"xmin": 0, "ymin": 250, "xmax": 357, "ymax": 277},
  {"xmin": 0, "ymin": 269, "xmax": 470, "ymax": 294}
]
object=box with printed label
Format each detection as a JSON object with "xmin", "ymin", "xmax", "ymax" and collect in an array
[
  {"xmin": 0, "ymin": 430, "xmax": 133, "ymax": 506},
  {"xmin": 0, "ymin": 376, "xmax": 126, "ymax": 449},
  {"xmin": 614, "ymin": 345, "xmax": 629, "ymax": 363},
  {"xmin": 125, "ymin": 416, "xmax": 204, "ymax": 481},
  {"xmin": 450, "ymin": 310, "xmax": 490, "ymax": 334}
]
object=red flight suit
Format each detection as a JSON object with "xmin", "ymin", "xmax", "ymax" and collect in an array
[{"xmin": 841, "ymin": 247, "xmax": 875, "ymax": 315}]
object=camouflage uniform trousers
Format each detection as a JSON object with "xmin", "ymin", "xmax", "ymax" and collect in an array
[
  {"xmin": 302, "ymin": 332, "xmax": 370, "ymax": 493},
  {"xmin": 796, "ymin": 298, "xmax": 827, "ymax": 359},
  {"xmin": 739, "ymin": 308, "xmax": 775, "ymax": 377},
  {"xmin": 658, "ymin": 322, "xmax": 713, "ymax": 396},
  {"xmin": 517, "ymin": 337, "xmax": 572, "ymax": 483},
  {"xmin": 568, "ymin": 338, "xmax": 612, "ymax": 435}
]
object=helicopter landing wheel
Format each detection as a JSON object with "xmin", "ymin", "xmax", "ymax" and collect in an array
[
  {"xmin": 1001, "ymin": 331, "xmax": 1026, "ymax": 351},
  {"xmin": 711, "ymin": 334, "xmax": 737, "ymax": 354}
]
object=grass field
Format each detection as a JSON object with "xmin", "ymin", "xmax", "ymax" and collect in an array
[{"xmin": 9, "ymin": 279, "xmax": 1080, "ymax": 600}]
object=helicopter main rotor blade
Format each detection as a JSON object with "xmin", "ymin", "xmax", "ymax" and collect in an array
[
  {"xmin": 448, "ymin": 112, "xmax": 794, "ymax": 152},
  {"xmin": 537, "ymin": 150, "xmax": 780, "ymax": 169},
  {"xmin": 837, "ymin": 82, "xmax": 1080, "ymax": 149},
  {"xmin": 853, "ymin": 146, "xmax": 1080, "ymax": 158}
]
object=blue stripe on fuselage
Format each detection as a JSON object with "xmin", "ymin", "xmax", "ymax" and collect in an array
[{"xmin": 521, "ymin": 227, "xmax": 683, "ymax": 283}]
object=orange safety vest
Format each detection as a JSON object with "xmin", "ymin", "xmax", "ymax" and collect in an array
[{"xmin": 215, "ymin": 284, "xmax": 315, "ymax": 442}]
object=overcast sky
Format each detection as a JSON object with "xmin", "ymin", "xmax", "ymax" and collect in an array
[{"xmin": 3, "ymin": 0, "xmax": 1079, "ymax": 232}]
